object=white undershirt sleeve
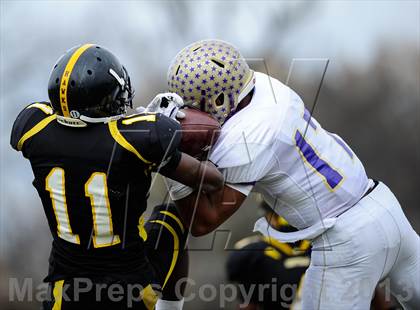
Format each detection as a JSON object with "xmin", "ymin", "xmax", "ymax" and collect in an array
[{"xmin": 226, "ymin": 183, "xmax": 254, "ymax": 196}]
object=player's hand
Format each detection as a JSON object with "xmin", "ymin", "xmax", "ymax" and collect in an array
[{"xmin": 143, "ymin": 93, "xmax": 186, "ymax": 122}]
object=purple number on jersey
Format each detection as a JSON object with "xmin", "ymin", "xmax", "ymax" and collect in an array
[{"xmin": 295, "ymin": 130, "xmax": 343, "ymax": 190}]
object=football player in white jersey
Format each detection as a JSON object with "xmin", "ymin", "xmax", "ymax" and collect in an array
[{"xmin": 147, "ymin": 39, "xmax": 419, "ymax": 310}]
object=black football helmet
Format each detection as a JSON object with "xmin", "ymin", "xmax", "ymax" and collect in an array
[{"xmin": 48, "ymin": 44, "xmax": 134, "ymax": 123}]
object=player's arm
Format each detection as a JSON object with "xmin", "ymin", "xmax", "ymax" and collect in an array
[
  {"xmin": 173, "ymin": 183, "xmax": 248, "ymax": 236},
  {"xmin": 170, "ymin": 145, "xmax": 273, "ymax": 236},
  {"xmin": 162, "ymin": 155, "xmax": 224, "ymax": 194}
]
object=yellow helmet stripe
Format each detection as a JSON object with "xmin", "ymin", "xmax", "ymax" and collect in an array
[{"xmin": 59, "ymin": 44, "xmax": 94, "ymax": 117}]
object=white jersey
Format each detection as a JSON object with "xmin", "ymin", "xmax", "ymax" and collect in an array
[{"xmin": 172, "ymin": 72, "xmax": 370, "ymax": 229}]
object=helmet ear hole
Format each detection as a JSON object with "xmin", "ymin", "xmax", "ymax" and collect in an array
[{"xmin": 215, "ymin": 92, "xmax": 225, "ymax": 107}]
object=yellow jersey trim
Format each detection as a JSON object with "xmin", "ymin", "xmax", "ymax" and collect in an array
[
  {"xmin": 59, "ymin": 44, "xmax": 94, "ymax": 117},
  {"xmin": 26, "ymin": 102, "xmax": 53, "ymax": 115},
  {"xmin": 17, "ymin": 114, "xmax": 57, "ymax": 151},
  {"xmin": 85, "ymin": 172, "xmax": 121, "ymax": 248},
  {"xmin": 149, "ymin": 220, "xmax": 179, "ymax": 288},
  {"xmin": 108, "ymin": 121, "xmax": 152, "ymax": 164},
  {"xmin": 122, "ymin": 114, "xmax": 156, "ymax": 125},
  {"xmin": 159, "ymin": 210, "xmax": 185, "ymax": 234}
]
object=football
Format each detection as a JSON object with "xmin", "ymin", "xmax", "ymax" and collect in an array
[{"xmin": 178, "ymin": 108, "xmax": 221, "ymax": 158}]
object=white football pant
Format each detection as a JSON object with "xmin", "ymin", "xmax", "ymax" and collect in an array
[{"xmin": 302, "ymin": 181, "xmax": 419, "ymax": 309}]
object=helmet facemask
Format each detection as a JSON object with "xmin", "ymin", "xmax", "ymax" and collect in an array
[{"xmin": 107, "ymin": 66, "xmax": 135, "ymax": 115}]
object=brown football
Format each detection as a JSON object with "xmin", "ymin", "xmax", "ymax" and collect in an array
[{"xmin": 179, "ymin": 108, "xmax": 221, "ymax": 158}]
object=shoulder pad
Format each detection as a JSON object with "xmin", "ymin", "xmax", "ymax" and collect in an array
[
  {"xmin": 108, "ymin": 113, "xmax": 181, "ymax": 166},
  {"xmin": 11, "ymin": 102, "xmax": 56, "ymax": 151}
]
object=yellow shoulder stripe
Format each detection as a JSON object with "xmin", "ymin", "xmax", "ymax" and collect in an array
[
  {"xmin": 108, "ymin": 121, "xmax": 152, "ymax": 164},
  {"xmin": 26, "ymin": 103, "xmax": 53, "ymax": 115},
  {"xmin": 17, "ymin": 114, "xmax": 57, "ymax": 151},
  {"xmin": 149, "ymin": 220, "xmax": 179, "ymax": 288},
  {"xmin": 122, "ymin": 114, "xmax": 156, "ymax": 125},
  {"xmin": 160, "ymin": 210, "xmax": 185, "ymax": 234}
]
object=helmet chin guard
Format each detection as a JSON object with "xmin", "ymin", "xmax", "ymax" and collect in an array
[{"xmin": 167, "ymin": 39, "xmax": 255, "ymax": 125}]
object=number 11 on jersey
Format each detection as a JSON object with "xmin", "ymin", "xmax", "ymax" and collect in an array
[{"xmin": 45, "ymin": 168, "xmax": 120, "ymax": 248}]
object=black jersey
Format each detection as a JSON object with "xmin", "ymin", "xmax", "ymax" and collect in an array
[
  {"xmin": 226, "ymin": 235, "xmax": 311, "ymax": 310},
  {"xmin": 10, "ymin": 102, "xmax": 182, "ymax": 283}
]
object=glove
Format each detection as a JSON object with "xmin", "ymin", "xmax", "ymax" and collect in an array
[{"xmin": 138, "ymin": 92, "xmax": 186, "ymax": 122}]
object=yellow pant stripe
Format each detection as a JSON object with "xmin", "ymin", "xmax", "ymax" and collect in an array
[
  {"xmin": 59, "ymin": 44, "xmax": 93, "ymax": 117},
  {"xmin": 138, "ymin": 215, "xmax": 148, "ymax": 241},
  {"xmin": 17, "ymin": 114, "xmax": 57, "ymax": 151},
  {"xmin": 149, "ymin": 220, "xmax": 179, "ymax": 288},
  {"xmin": 108, "ymin": 121, "xmax": 152, "ymax": 164},
  {"xmin": 26, "ymin": 102, "xmax": 53, "ymax": 115},
  {"xmin": 159, "ymin": 210, "xmax": 185, "ymax": 234},
  {"xmin": 52, "ymin": 280, "xmax": 64, "ymax": 310}
]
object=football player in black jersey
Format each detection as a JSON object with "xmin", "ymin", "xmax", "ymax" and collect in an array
[
  {"xmin": 10, "ymin": 44, "xmax": 223, "ymax": 309},
  {"xmin": 226, "ymin": 201, "xmax": 311, "ymax": 310}
]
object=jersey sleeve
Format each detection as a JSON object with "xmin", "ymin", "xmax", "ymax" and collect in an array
[
  {"xmin": 10, "ymin": 102, "xmax": 54, "ymax": 153},
  {"xmin": 208, "ymin": 109, "xmax": 278, "ymax": 196},
  {"xmin": 212, "ymin": 143, "xmax": 276, "ymax": 196},
  {"xmin": 116, "ymin": 113, "xmax": 182, "ymax": 172}
]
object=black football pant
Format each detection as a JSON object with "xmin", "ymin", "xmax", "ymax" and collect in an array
[{"xmin": 43, "ymin": 203, "xmax": 188, "ymax": 310}]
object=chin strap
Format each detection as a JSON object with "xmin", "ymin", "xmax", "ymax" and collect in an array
[{"xmin": 56, "ymin": 114, "xmax": 124, "ymax": 127}]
